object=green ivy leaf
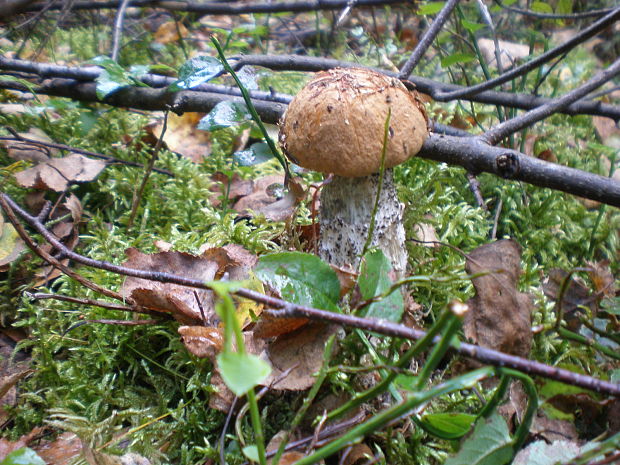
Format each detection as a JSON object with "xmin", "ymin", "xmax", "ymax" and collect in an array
[
  {"xmin": 197, "ymin": 101, "xmax": 252, "ymax": 131},
  {"xmin": 217, "ymin": 351, "xmax": 271, "ymax": 396},
  {"xmin": 441, "ymin": 53, "xmax": 476, "ymax": 68},
  {"xmin": 90, "ymin": 56, "xmax": 148, "ymax": 99},
  {"xmin": 233, "ymin": 142, "xmax": 274, "ymax": 166},
  {"xmin": 255, "ymin": 252, "xmax": 340, "ymax": 311},
  {"xmin": 418, "ymin": 2, "xmax": 445, "ymax": 15},
  {"xmin": 419, "ymin": 413, "xmax": 476, "ymax": 439},
  {"xmin": 0, "ymin": 448, "xmax": 46, "ymax": 465},
  {"xmin": 357, "ymin": 249, "xmax": 404, "ymax": 322},
  {"xmin": 530, "ymin": 1, "xmax": 553, "ymax": 13},
  {"xmin": 445, "ymin": 412, "xmax": 513, "ymax": 465},
  {"xmin": 169, "ymin": 55, "xmax": 223, "ymax": 91}
]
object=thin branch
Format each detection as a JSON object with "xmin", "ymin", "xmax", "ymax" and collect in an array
[
  {"xmin": 434, "ymin": 7, "xmax": 620, "ymax": 101},
  {"xmin": 2, "ymin": 54, "xmax": 620, "ymax": 120},
  {"xmin": 398, "ymin": 0, "xmax": 460, "ymax": 79},
  {"xmin": 110, "ymin": 0, "xmax": 131, "ymax": 62},
  {"xmin": 20, "ymin": 0, "xmax": 411, "ymax": 15},
  {"xmin": 28, "ymin": 292, "xmax": 161, "ymax": 315},
  {"xmin": 0, "ymin": 132, "xmax": 173, "ymax": 176},
  {"xmin": 2, "ymin": 192, "xmax": 619, "ymax": 397},
  {"xmin": 483, "ymin": 57, "xmax": 620, "ymax": 145},
  {"xmin": 2, "ymin": 75, "xmax": 619, "ymax": 208},
  {"xmin": 494, "ymin": 0, "xmax": 614, "ymax": 20}
]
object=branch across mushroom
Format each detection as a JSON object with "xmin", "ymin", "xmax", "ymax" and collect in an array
[{"xmin": 279, "ymin": 67, "xmax": 429, "ymax": 275}]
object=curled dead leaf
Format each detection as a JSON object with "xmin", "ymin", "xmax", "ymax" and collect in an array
[
  {"xmin": 178, "ymin": 326, "xmax": 223, "ymax": 359},
  {"xmin": 14, "ymin": 154, "xmax": 106, "ymax": 192}
]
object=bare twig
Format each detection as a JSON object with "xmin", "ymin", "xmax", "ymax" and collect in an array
[
  {"xmin": 20, "ymin": 0, "xmax": 410, "ymax": 15},
  {"xmin": 28, "ymin": 292, "xmax": 166, "ymax": 317},
  {"xmin": 398, "ymin": 0, "xmax": 460, "ymax": 79},
  {"xmin": 110, "ymin": 0, "xmax": 131, "ymax": 61},
  {"xmin": 494, "ymin": 0, "xmax": 614, "ymax": 20},
  {"xmin": 433, "ymin": 7, "xmax": 620, "ymax": 100},
  {"xmin": 483, "ymin": 57, "xmax": 620, "ymax": 145},
  {"xmin": 2, "ymin": 192, "xmax": 619, "ymax": 397}
]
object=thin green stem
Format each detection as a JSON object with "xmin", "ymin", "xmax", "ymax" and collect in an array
[
  {"xmin": 211, "ymin": 36, "xmax": 290, "ymax": 181},
  {"xmin": 247, "ymin": 388, "xmax": 267, "ymax": 465},
  {"xmin": 476, "ymin": 375, "xmax": 510, "ymax": 420},
  {"xmin": 327, "ymin": 308, "xmax": 456, "ymax": 421},
  {"xmin": 295, "ymin": 368, "xmax": 495, "ymax": 465},
  {"xmin": 496, "ymin": 368, "xmax": 538, "ymax": 452}
]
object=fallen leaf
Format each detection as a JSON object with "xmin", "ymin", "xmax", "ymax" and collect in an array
[
  {"xmin": 14, "ymin": 154, "xmax": 106, "ymax": 192},
  {"xmin": 543, "ymin": 269, "xmax": 596, "ymax": 330},
  {"xmin": 262, "ymin": 322, "xmax": 339, "ymax": 391},
  {"xmin": 0, "ymin": 426, "xmax": 46, "ymax": 459},
  {"xmin": 153, "ymin": 21, "xmax": 189, "ymax": 44},
  {"xmin": 513, "ymin": 440, "xmax": 581, "ymax": 465},
  {"xmin": 341, "ymin": 444, "xmax": 373, "ymax": 465},
  {"xmin": 147, "ymin": 112, "xmax": 211, "ymax": 163},
  {"xmin": 592, "ymin": 116, "xmax": 620, "ymax": 149},
  {"xmin": 233, "ymin": 174, "xmax": 297, "ymax": 222},
  {"xmin": 464, "ymin": 239, "xmax": 532, "ymax": 358},
  {"xmin": 587, "ymin": 260, "xmax": 615, "ymax": 299},
  {"xmin": 33, "ymin": 432, "xmax": 82, "ymax": 465},
  {"xmin": 208, "ymin": 172, "xmax": 253, "ymax": 208},
  {"xmin": 120, "ymin": 248, "xmax": 228, "ymax": 324},
  {"xmin": 0, "ymin": 128, "xmax": 57, "ymax": 162},
  {"xmin": 252, "ymin": 311, "xmax": 309, "ymax": 339},
  {"xmin": 178, "ymin": 325, "xmax": 223, "ymax": 359},
  {"xmin": 478, "ymin": 38, "xmax": 530, "ymax": 70}
]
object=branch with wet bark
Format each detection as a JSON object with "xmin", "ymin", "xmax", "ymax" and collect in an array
[
  {"xmin": 1, "ymin": 73, "xmax": 619, "ymax": 208},
  {"xmin": 1, "ymin": 192, "xmax": 619, "ymax": 397},
  {"xmin": 3, "ymin": 55, "xmax": 618, "ymax": 120}
]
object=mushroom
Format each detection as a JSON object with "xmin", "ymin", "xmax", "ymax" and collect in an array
[{"xmin": 279, "ymin": 67, "xmax": 428, "ymax": 276}]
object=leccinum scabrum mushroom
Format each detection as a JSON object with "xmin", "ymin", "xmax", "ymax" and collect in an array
[{"xmin": 279, "ymin": 67, "xmax": 429, "ymax": 276}]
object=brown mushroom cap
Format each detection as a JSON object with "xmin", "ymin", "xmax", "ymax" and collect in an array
[{"xmin": 278, "ymin": 67, "xmax": 429, "ymax": 177}]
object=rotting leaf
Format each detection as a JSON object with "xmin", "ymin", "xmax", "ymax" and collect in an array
[
  {"xmin": 14, "ymin": 154, "xmax": 106, "ymax": 192},
  {"xmin": 208, "ymin": 172, "xmax": 253, "ymax": 208},
  {"xmin": 32, "ymin": 433, "xmax": 81, "ymax": 465},
  {"xmin": 0, "ymin": 213, "xmax": 25, "ymax": 270},
  {"xmin": 464, "ymin": 239, "xmax": 532, "ymax": 358}
]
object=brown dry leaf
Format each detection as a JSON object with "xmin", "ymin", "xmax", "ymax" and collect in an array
[
  {"xmin": 413, "ymin": 222, "xmax": 438, "ymax": 246},
  {"xmin": 587, "ymin": 260, "xmax": 615, "ymax": 299},
  {"xmin": 83, "ymin": 443, "xmax": 151, "ymax": 465},
  {"xmin": 253, "ymin": 311, "xmax": 309, "ymax": 339},
  {"xmin": 14, "ymin": 154, "xmax": 106, "ymax": 192},
  {"xmin": 178, "ymin": 325, "xmax": 223, "ymax": 359},
  {"xmin": 274, "ymin": 452, "xmax": 306, "ymax": 465},
  {"xmin": 208, "ymin": 369, "xmax": 236, "ymax": 412},
  {"xmin": 478, "ymin": 38, "xmax": 530, "ymax": 70},
  {"xmin": 120, "ymin": 248, "xmax": 228, "ymax": 324},
  {"xmin": 33, "ymin": 432, "xmax": 82, "ymax": 465},
  {"xmin": 592, "ymin": 116, "xmax": 620, "ymax": 149},
  {"xmin": 262, "ymin": 322, "xmax": 339, "ymax": 391},
  {"xmin": 464, "ymin": 239, "xmax": 532, "ymax": 358},
  {"xmin": 233, "ymin": 174, "xmax": 297, "ymax": 222},
  {"xmin": 147, "ymin": 113, "xmax": 210, "ymax": 163},
  {"xmin": 153, "ymin": 21, "xmax": 189, "ymax": 44},
  {"xmin": 0, "ymin": 426, "xmax": 46, "ymax": 459},
  {"xmin": 208, "ymin": 172, "xmax": 254, "ymax": 208},
  {"xmin": 0, "ymin": 128, "xmax": 57, "ymax": 162},
  {"xmin": 341, "ymin": 443, "xmax": 373, "ymax": 465},
  {"xmin": 543, "ymin": 269, "xmax": 596, "ymax": 330},
  {"xmin": 265, "ymin": 431, "xmax": 307, "ymax": 465},
  {"xmin": 530, "ymin": 413, "xmax": 578, "ymax": 443}
]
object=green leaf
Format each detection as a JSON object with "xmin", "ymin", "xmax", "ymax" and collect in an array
[
  {"xmin": 461, "ymin": 19, "xmax": 485, "ymax": 33},
  {"xmin": 418, "ymin": 2, "xmax": 445, "ymax": 15},
  {"xmin": 419, "ymin": 413, "xmax": 476, "ymax": 439},
  {"xmin": 169, "ymin": 55, "xmax": 223, "ymax": 91},
  {"xmin": 530, "ymin": 1, "xmax": 553, "ymax": 13},
  {"xmin": 445, "ymin": 412, "xmax": 513, "ymax": 465},
  {"xmin": 217, "ymin": 351, "xmax": 271, "ymax": 396},
  {"xmin": 233, "ymin": 142, "xmax": 274, "ymax": 166},
  {"xmin": 255, "ymin": 252, "xmax": 340, "ymax": 311},
  {"xmin": 197, "ymin": 101, "xmax": 252, "ymax": 131},
  {"xmin": 441, "ymin": 53, "xmax": 476, "ymax": 68},
  {"xmin": 357, "ymin": 250, "xmax": 404, "ymax": 322},
  {"xmin": 90, "ymin": 55, "xmax": 135, "ymax": 99},
  {"xmin": 242, "ymin": 445, "xmax": 259, "ymax": 462},
  {"xmin": 556, "ymin": 0, "xmax": 572, "ymax": 15},
  {"xmin": 0, "ymin": 448, "xmax": 46, "ymax": 465}
]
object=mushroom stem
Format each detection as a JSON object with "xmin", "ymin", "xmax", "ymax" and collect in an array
[{"xmin": 318, "ymin": 169, "xmax": 407, "ymax": 277}]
